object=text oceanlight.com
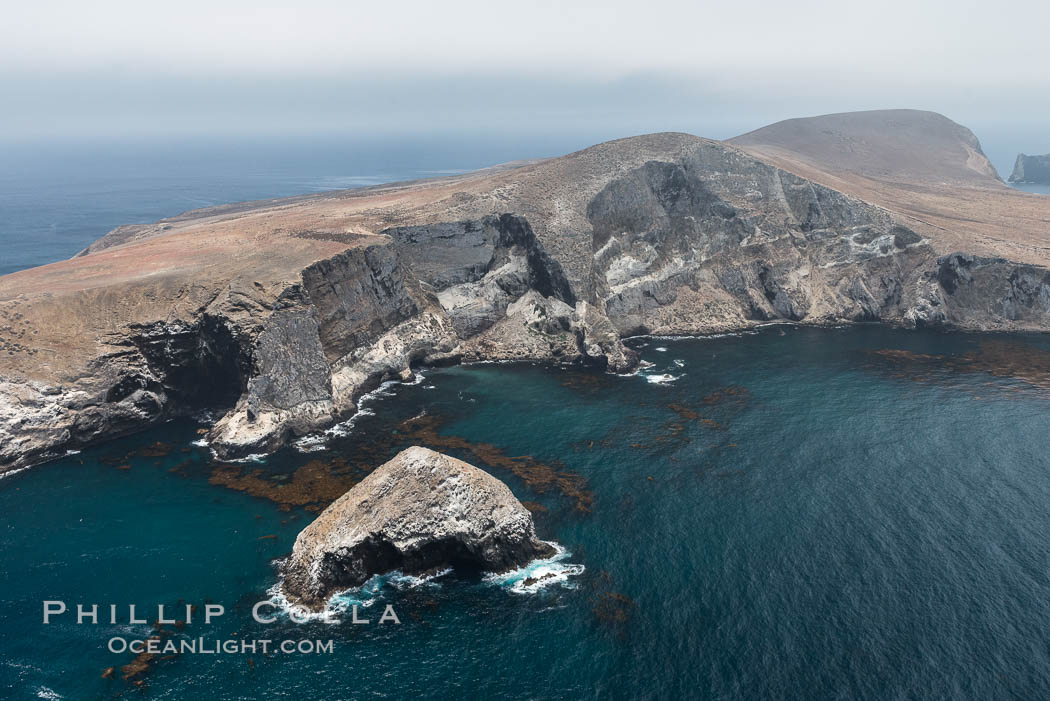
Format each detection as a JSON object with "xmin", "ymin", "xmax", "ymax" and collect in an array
[{"xmin": 109, "ymin": 637, "xmax": 336, "ymax": 655}]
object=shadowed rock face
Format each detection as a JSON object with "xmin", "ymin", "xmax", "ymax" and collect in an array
[
  {"xmin": 586, "ymin": 149, "xmax": 938, "ymax": 335},
  {"xmin": 729, "ymin": 109, "xmax": 1050, "ymax": 270},
  {"xmin": 203, "ymin": 213, "xmax": 586, "ymax": 459},
  {"xmin": 1010, "ymin": 154, "xmax": 1050, "ymax": 184},
  {"xmin": 280, "ymin": 446, "xmax": 555, "ymax": 610},
  {"xmin": 3, "ymin": 112, "xmax": 1050, "ymax": 472}
]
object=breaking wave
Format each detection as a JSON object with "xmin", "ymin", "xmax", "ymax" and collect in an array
[
  {"xmin": 266, "ymin": 567, "xmax": 451, "ymax": 621},
  {"xmin": 483, "ymin": 542, "xmax": 584, "ymax": 594},
  {"xmin": 267, "ymin": 544, "xmax": 579, "ymax": 619},
  {"xmin": 293, "ymin": 371, "xmax": 426, "ymax": 453},
  {"xmin": 643, "ymin": 372, "xmax": 681, "ymax": 385}
]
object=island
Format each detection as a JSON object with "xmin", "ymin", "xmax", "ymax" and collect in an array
[
  {"xmin": 1009, "ymin": 154, "xmax": 1050, "ymax": 184},
  {"xmin": 3, "ymin": 109, "xmax": 1050, "ymax": 473},
  {"xmin": 280, "ymin": 446, "xmax": 555, "ymax": 610}
]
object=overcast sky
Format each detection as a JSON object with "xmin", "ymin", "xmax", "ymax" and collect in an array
[{"xmin": 3, "ymin": 0, "xmax": 1048, "ymax": 156}]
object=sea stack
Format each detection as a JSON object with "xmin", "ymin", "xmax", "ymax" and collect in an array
[
  {"xmin": 1009, "ymin": 154, "xmax": 1050, "ymax": 184},
  {"xmin": 280, "ymin": 446, "xmax": 555, "ymax": 609}
]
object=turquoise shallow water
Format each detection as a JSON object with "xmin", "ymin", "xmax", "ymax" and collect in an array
[{"xmin": 3, "ymin": 326, "xmax": 1050, "ymax": 699}]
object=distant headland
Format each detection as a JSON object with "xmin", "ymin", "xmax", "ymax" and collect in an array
[{"xmin": 1010, "ymin": 154, "xmax": 1050, "ymax": 184}]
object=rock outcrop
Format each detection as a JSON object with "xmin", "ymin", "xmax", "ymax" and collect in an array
[
  {"xmin": 3, "ymin": 110, "xmax": 1050, "ymax": 472},
  {"xmin": 204, "ymin": 214, "xmax": 587, "ymax": 459},
  {"xmin": 280, "ymin": 446, "xmax": 555, "ymax": 610},
  {"xmin": 1009, "ymin": 154, "xmax": 1050, "ymax": 184}
]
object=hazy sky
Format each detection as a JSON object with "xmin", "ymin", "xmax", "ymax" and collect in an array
[{"xmin": 3, "ymin": 0, "xmax": 1048, "ymax": 152}]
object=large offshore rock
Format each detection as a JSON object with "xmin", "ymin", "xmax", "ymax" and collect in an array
[
  {"xmin": 1009, "ymin": 154, "xmax": 1050, "ymax": 184},
  {"xmin": 280, "ymin": 447, "xmax": 555, "ymax": 610}
]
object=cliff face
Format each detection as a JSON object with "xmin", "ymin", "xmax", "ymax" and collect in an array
[
  {"xmin": 3, "ymin": 114, "xmax": 1050, "ymax": 472},
  {"xmin": 729, "ymin": 110, "xmax": 1050, "ymax": 268},
  {"xmin": 206, "ymin": 213, "xmax": 595, "ymax": 459},
  {"xmin": 1010, "ymin": 154, "xmax": 1050, "ymax": 184}
]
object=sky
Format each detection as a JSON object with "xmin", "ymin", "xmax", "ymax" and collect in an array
[{"xmin": 2, "ymin": 0, "xmax": 1048, "ymax": 164}]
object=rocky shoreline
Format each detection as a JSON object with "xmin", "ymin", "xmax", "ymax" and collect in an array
[{"xmin": 3, "ymin": 114, "xmax": 1050, "ymax": 474}]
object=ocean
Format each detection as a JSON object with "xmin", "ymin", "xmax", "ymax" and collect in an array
[
  {"xmin": 3, "ymin": 134, "xmax": 1050, "ymax": 699},
  {"xmin": 3, "ymin": 327, "xmax": 1050, "ymax": 699}
]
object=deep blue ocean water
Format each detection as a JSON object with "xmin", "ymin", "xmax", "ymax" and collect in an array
[{"xmin": 3, "ymin": 326, "xmax": 1050, "ymax": 699}]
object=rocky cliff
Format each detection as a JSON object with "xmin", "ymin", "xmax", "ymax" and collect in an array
[
  {"xmin": 1009, "ymin": 154, "xmax": 1050, "ymax": 184},
  {"xmin": 280, "ymin": 446, "xmax": 555, "ymax": 610},
  {"xmin": 3, "ymin": 112, "xmax": 1050, "ymax": 472}
]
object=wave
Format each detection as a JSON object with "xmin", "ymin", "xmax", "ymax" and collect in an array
[
  {"xmin": 264, "ymin": 584, "xmax": 346, "ymax": 623},
  {"xmin": 267, "ymin": 566, "xmax": 451, "ymax": 622},
  {"xmin": 483, "ymin": 542, "xmax": 584, "ymax": 594},
  {"xmin": 217, "ymin": 452, "xmax": 269, "ymax": 464},
  {"xmin": 614, "ymin": 359, "xmax": 654, "ymax": 378},
  {"xmin": 625, "ymin": 329, "xmax": 760, "ymax": 341},
  {"xmin": 643, "ymin": 373, "xmax": 681, "ymax": 385},
  {"xmin": 293, "ymin": 371, "xmax": 426, "ymax": 453},
  {"xmin": 0, "ymin": 465, "xmax": 32, "ymax": 480},
  {"xmin": 399, "ymin": 372, "xmax": 426, "ymax": 387},
  {"xmin": 267, "ymin": 544, "xmax": 578, "ymax": 618}
]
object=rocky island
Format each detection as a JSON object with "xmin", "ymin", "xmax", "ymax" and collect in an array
[
  {"xmin": 3, "ymin": 109, "xmax": 1050, "ymax": 472},
  {"xmin": 280, "ymin": 446, "xmax": 555, "ymax": 610},
  {"xmin": 1009, "ymin": 154, "xmax": 1050, "ymax": 184}
]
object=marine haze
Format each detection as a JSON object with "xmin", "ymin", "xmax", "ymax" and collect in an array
[
  {"xmin": 4, "ymin": 0, "xmax": 1049, "ymax": 144},
  {"xmin": 2, "ymin": 109, "xmax": 1050, "ymax": 473}
]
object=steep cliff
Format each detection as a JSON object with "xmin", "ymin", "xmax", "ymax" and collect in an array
[
  {"xmin": 729, "ymin": 110, "xmax": 1050, "ymax": 267},
  {"xmin": 3, "ymin": 112, "xmax": 1050, "ymax": 472},
  {"xmin": 1010, "ymin": 154, "xmax": 1050, "ymax": 184}
]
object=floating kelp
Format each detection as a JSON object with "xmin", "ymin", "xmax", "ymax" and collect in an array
[
  {"xmin": 207, "ymin": 413, "xmax": 593, "ymax": 513},
  {"xmin": 210, "ymin": 458, "xmax": 362, "ymax": 511},
  {"xmin": 593, "ymin": 591, "xmax": 636, "ymax": 626},
  {"xmin": 560, "ymin": 372, "xmax": 615, "ymax": 392},
  {"xmin": 521, "ymin": 501, "xmax": 548, "ymax": 513},
  {"xmin": 397, "ymin": 414, "xmax": 594, "ymax": 513},
  {"xmin": 668, "ymin": 403, "xmax": 701, "ymax": 420},
  {"xmin": 868, "ymin": 340, "xmax": 1050, "ymax": 394},
  {"xmin": 699, "ymin": 386, "xmax": 750, "ymax": 405},
  {"xmin": 129, "ymin": 441, "xmax": 175, "ymax": 459},
  {"xmin": 590, "ymin": 570, "xmax": 637, "ymax": 635}
]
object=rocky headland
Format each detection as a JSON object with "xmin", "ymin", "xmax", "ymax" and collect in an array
[
  {"xmin": 280, "ymin": 446, "xmax": 555, "ymax": 610},
  {"xmin": 1009, "ymin": 154, "xmax": 1050, "ymax": 184},
  {"xmin": 3, "ymin": 109, "xmax": 1050, "ymax": 472}
]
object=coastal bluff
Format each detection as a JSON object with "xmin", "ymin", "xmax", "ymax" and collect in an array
[
  {"xmin": 280, "ymin": 447, "xmax": 555, "ymax": 610},
  {"xmin": 3, "ymin": 109, "xmax": 1050, "ymax": 472}
]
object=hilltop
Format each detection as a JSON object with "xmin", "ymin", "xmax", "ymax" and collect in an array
[{"xmin": 730, "ymin": 109, "xmax": 1050, "ymax": 265}]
